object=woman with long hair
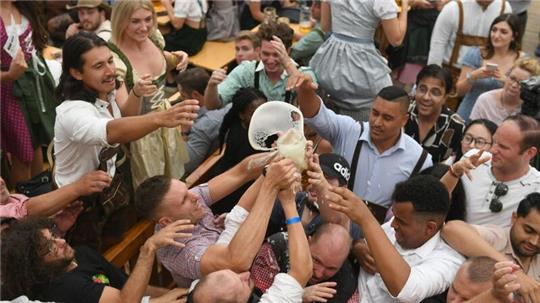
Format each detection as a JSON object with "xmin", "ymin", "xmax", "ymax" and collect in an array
[
  {"xmin": 0, "ymin": 1, "xmax": 56, "ymax": 186},
  {"xmin": 445, "ymin": 118, "xmax": 498, "ymax": 165},
  {"xmin": 109, "ymin": 0, "xmax": 192, "ymax": 188},
  {"xmin": 456, "ymin": 13, "xmax": 524, "ymax": 121}
]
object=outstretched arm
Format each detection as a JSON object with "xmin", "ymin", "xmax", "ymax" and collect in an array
[
  {"xmin": 99, "ymin": 220, "xmax": 193, "ymax": 303},
  {"xmin": 326, "ymin": 187, "xmax": 410, "ymax": 296},
  {"xmin": 27, "ymin": 171, "xmax": 111, "ymax": 217},
  {"xmin": 287, "ymin": 73, "xmax": 320, "ymax": 118},
  {"xmin": 200, "ymin": 159, "xmax": 300, "ymax": 275},
  {"xmin": 281, "ymin": 188, "xmax": 313, "ymax": 286}
]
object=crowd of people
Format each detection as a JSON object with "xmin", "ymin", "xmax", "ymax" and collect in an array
[{"xmin": 2, "ymin": 0, "xmax": 540, "ymax": 302}]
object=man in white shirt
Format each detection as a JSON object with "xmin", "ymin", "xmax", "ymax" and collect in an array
[
  {"xmin": 448, "ymin": 115, "xmax": 540, "ymax": 226},
  {"xmin": 327, "ymin": 175, "xmax": 465, "ymax": 303},
  {"xmin": 65, "ymin": 0, "xmax": 112, "ymax": 41},
  {"xmin": 428, "ymin": 0, "xmax": 511, "ymax": 67}
]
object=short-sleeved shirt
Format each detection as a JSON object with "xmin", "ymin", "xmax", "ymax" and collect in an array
[
  {"xmin": 405, "ymin": 102, "xmax": 465, "ymax": 163},
  {"xmin": 217, "ymin": 60, "xmax": 317, "ymax": 106},
  {"xmin": 174, "ymin": 0, "xmax": 208, "ymax": 22},
  {"xmin": 156, "ymin": 184, "xmax": 223, "ymax": 288},
  {"xmin": 259, "ymin": 273, "xmax": 304, "ymax": 303},
  {"xmin": 305, "ymin": 100, "xmax": 432, "ymax": 208},
  {"xmin": 462, "ymin": 149, "xmax": 540, "ymax": 226},
  {"xmin": 469, "ymin": 89, "xmax": 521, "ymax": 126},
  {"xmin": 38, "ymin": 246, "xmax": 128, "ymax": 303},
  {"xmin": 54, "ymin": 94, "xmax": 121, "ymax": 188},
  {"xmin": 474, "ymin": 224, "xmax": 540, "ymax": 280},
  {"xmin": 358, "ymin": 219, "xmax": 465, "ymax": 302},
  {"xmin": 0, "ymin": 194, "xmax": 29, "ymax": 219}
]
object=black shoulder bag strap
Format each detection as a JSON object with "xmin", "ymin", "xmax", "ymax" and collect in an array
[
  {"xmin": 254, "ymin": 60, "xmax": 261, "ymax": 90},
  {"xmin": 411, "ymin": 149, "xmax": 429, "ymax": 177},
  {"xmin": 347, "ymin": 122, "xmax": 365, "ymax": 192}
]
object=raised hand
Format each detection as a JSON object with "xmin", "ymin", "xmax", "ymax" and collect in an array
[
  {"xmin": 286, "ymin": 73, "xmax": 318, "ymax": 93},
  {"xmin": 8, "ymin": 49, "xmax": 27, "ymax": 80},
  {"xmin": 147, "ymin": 219, "xmax": 194, "ymax": 251},
  {"xmin": 265, "ymin": 158, "xmax": 301, "ymax": 191},
  {"xmin": 326, "ymin": 186, "xmax": 371, "ymax": 224},
  {"xmin": 515, "ymin": 269, "xmax": 540, "ymax": 303},
  {"xmin": 450, "ymin": 149, "xmax": 491, "ymax": 180},
  {"xmin": 171, "ymin": 51, "xmax": 189, "ymax": 72},
  {"xmin": 492, "ymin": 261, "xmax": 521, "ymax": 303},
  {"xmin": 208, "ymin": 68, "xmax": 228, "ymax": 87},
  {"xmin": 74, "ymin": 170, "xmax": 112, "ymax": 196},
  {"xmin": 159, "ymin": 99, "xmax": 200, "ymax": 128}
]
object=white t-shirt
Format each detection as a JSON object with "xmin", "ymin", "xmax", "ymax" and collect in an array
[
  {"xmin": 358, "ymin": 220, "xmax": 465, "ymax": 303},
  {"xmin": 174, "ymin": 0, "xmax": 208, "ymax": 22},
  {"xmin": 462, "ymin": 149, "xmax": 540, "ymax": 226},
  {"xmin": 259, "ymin": 273, "xmax": 304, "ymax": 303},
  {"xmin": 54, "ymin": 94, "xmax": 121, "ymax": 187}
]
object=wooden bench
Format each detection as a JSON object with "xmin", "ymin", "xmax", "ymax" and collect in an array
[{"xmin": 188, "ymin": 41, "xmax": 236, "ymax": 72}]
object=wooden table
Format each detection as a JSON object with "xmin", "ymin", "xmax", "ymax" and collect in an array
[{"xmin": 188, "ymin": 40, "xmax": 236, "ymax": 71}]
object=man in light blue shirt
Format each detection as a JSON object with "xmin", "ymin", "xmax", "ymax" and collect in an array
[
  {"xmin": 204, "ymin": 22, "xmax": 317, "ymax": 109},
  {"xmin": 293, "ymin": 74, "xmax": 432, "ymax": 223}
]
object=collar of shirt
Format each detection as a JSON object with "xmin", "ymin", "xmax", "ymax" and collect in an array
[
  {"xmin": 255, "ymin": 59, "xmax": 299, "ymax": 80},
  {"xmin": 360, "ymin": 123, "xmax": 407, "ymax": 156},
  {"xmin": 384, "ymin": 218, "xmax": 442, "ymax": 259},
  {"xmin": 94, "ymin": 91, "xmax": 117, "ymax": 112},
  {"xmin": 410, "ymin": 103, "xmax": 453, "ymax": 135}
]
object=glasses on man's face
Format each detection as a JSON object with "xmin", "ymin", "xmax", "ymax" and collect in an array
[
  {"xmin": 489, "ymin": 182, "xmax": 508, "ymax": 213},
  {"xmin": 417, "ymin": 85, "xmax": 443, "ymax": 98},
  {"xmin": 461, "ymin": 134, "xmax": 492, "ymax": 149}
]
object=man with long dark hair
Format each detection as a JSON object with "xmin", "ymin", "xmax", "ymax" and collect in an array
[{"xmin": 1, "ymin": 217, "xmax": 193, "ymax": 302}]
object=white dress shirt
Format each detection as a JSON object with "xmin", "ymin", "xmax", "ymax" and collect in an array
[
  {"xmin": 428, "ymin": 0, "xmax": 512, "ymax": 67},
  {"xmin": 260, "ymin": 273, "xmax": 304, "ymax": 303},
  {"xmin": 54, "ymin": 94, "xmax": 121, "ymax": 187},
  {"xmin": 358, "ymin": 220, "xmax": 464, "ymax": 303}
]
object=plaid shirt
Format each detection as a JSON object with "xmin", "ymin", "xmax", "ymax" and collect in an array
[
  {"xmin": 251, "ymin": 242, "xmax": 359, "ymax": 303},
  {"xmin": 405, "ymin": 103, "xmax": 465, "ymax": 163},
  {"xmin": 155, "ymin": 184, "xmax": 223, "ymax": 287}
]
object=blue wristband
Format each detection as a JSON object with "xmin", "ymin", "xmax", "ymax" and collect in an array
[{"xmin": 286, "ymin": 216, "xmax": 301, "ymax": 225}]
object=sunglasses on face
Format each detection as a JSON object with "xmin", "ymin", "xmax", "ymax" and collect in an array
[{"xmin": 489, "ymin": 182, "xmax": 508, "ymax": 213}]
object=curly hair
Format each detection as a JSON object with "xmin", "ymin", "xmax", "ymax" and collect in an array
[
  {"xmin": 218, "ymin": 88, "xmax": 267, "ymax": 150},
  {"xmin": 1, "ymin": 218, "xmax": 67, "ymax": 300},
  {"xmin": 392, "ymin": 175, "xmax": 450, "ymax": 216}
]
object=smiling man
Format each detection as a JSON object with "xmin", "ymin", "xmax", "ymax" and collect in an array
[
  {"xmin": 65, "ymin": 0, "xmax": 112, "ymax": 41},
  {"xmin": 326, "ymin": 175, "xmax": 465, "ymax": 303},
  {"xmin": 442, "ymin": 193, "xmax": 540, "ymax": 301},
  {"xmin": 445, "ymin": 114, "xmax": 540, "ymax": 226},
  {"xmin": 293, "ymin": 74, "xmax": 432, "ymax": 223},
  {"xmin": 204, "ymin": 22, "xmax": 317, "ymax": 110},
  {"xmin": 405, "ymin": 65, "xmax": 465, "ymax": 163}
]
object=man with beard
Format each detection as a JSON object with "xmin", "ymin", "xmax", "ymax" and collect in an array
[
  {"xmin": 443, "ymin": 192, "xmax": 540, "ymax": 301},
  {"xmin": 1, "ymin": 217, "xmax": 193, "ymax": 302},
  {"xmin": 65, "ymin": 0, "xmax": 111, "ymax": 41}
]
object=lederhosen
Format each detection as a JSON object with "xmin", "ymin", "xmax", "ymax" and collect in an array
[
  {"xmin": 444, "ymin": 0, "xmax": 506, "ymax": 109},
  {"xmin": 253, "ymin": 61, "xmax": 292, "ymax": 103},
  {"xmin": 348, "ymin": 123, "xmax": 428, "ymax": 224}
]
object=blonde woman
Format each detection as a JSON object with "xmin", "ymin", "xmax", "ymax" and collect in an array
[
  {"xmin": 109, "ymin": 0, "xmax": 193, "ymax": 188},
  {"xmin": 470, "ymin": 58, "xmax": 540, "ymax": 125}
]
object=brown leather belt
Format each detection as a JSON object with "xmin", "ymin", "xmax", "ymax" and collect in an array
[{"xmin": 365, "ymin": 201, "xmax": 388, "ymax": 225}]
